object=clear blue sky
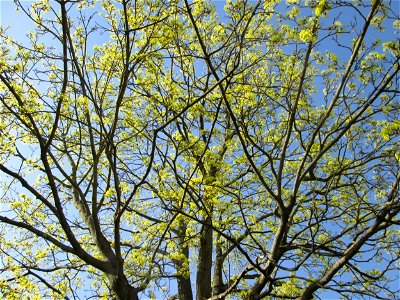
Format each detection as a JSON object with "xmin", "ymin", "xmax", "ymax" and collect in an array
[{"xmin": 0, "ymin": 0, "xmax": 399, "ymax": 299}]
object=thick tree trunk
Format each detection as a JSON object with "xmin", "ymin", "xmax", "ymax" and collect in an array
[
  {"xmin": 177, "ymin": 222, "xmax": 193, "ymax": 300},
  {"xmin": 196, "ymin": 216, "xmax": 213, "ymax": 300},
  {"xmin": 212, "ymin": 238, "xmax": 225, "ymax": 298},
  {"xmin": 108, "ymin": 274, "xmax": 139, "ymax": 300},
  {"xmin": 177, "ymin": 274, "xmax": 194, "ymax": 300}
]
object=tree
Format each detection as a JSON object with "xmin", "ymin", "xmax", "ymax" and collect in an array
[{"xmin": 0, "ymin": 0, "xmax": 399, "ymax": 299}]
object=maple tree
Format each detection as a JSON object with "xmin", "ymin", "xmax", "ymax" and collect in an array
[{"xmin": 0, "ymin": 0, "xmax": 399, "ymax": 299}]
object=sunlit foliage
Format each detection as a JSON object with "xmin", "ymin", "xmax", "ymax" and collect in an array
[{"xmin": 0, "ymin": 0, "xmax": 399, "ymax": 299}]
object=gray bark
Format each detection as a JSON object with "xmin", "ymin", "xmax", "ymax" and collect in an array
[
  {"xmin": 196, "ymin": 216, "xmax": 213, "ymax": 300},
  {"xmin": 177, "ymin": 222, "xmax": 193, "ymax": 300},
  {"xmin": 108, "ymin": 274, "xmax": 139, "ymax": 300},
  {"xmin": 212, "ymin": 238, "xmax": 225, "ymax": 297}
]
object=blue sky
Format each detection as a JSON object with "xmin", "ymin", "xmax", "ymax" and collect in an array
[
  {"xmin": 0, "ymin": 0, "xmax": 399, "ymax": 299},
  {"xmin": 1, "ymin": 0, "xmax": 33, "ymax": 34}
]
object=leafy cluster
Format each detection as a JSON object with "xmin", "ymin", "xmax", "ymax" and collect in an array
[{"xmin": 0, "ymin": 0, "xmax": 399, "ymax": 299}]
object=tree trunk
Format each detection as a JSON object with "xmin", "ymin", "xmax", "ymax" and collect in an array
[
  {"xmin": 108, "ymin": 274, "xmax": 139, "ymax": 300},
  {"xmin": 196, "ymin": 216, "xmax": 213, "ymax": 300},
  {"xmin": 212, "ymin": 237, "xmax": 225, "ymax": 298},
  {"xmin": 177, "ymin": 222, "xmax": 193, "ymax": 300},
  {"xmin": 177, "ymin": 274, "xmax": 194, "ymax": 300}
]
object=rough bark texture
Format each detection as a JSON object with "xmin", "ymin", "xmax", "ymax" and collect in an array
[
  {"xmin": 196, "ymin": 216, "xmax": 213, "ymax": 300},
  {"xmin": 177, "ymin": 223, "xmax": 193, "ymax": 300},
  {"xmin": 212, "ymin": 238, "xmax": 225, "ymax": 298},
  {"xmin": 177, "ymin": 274, "xmax": 194, "ymax": 300},
  {"xmin": 108, "ymin": 274, "xmax": 139, "ymax": 300}
]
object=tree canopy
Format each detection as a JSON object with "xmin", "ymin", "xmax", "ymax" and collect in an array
[{"xmin": 0, "ymin": 0, "xmax": 399, "ymax": 299}]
